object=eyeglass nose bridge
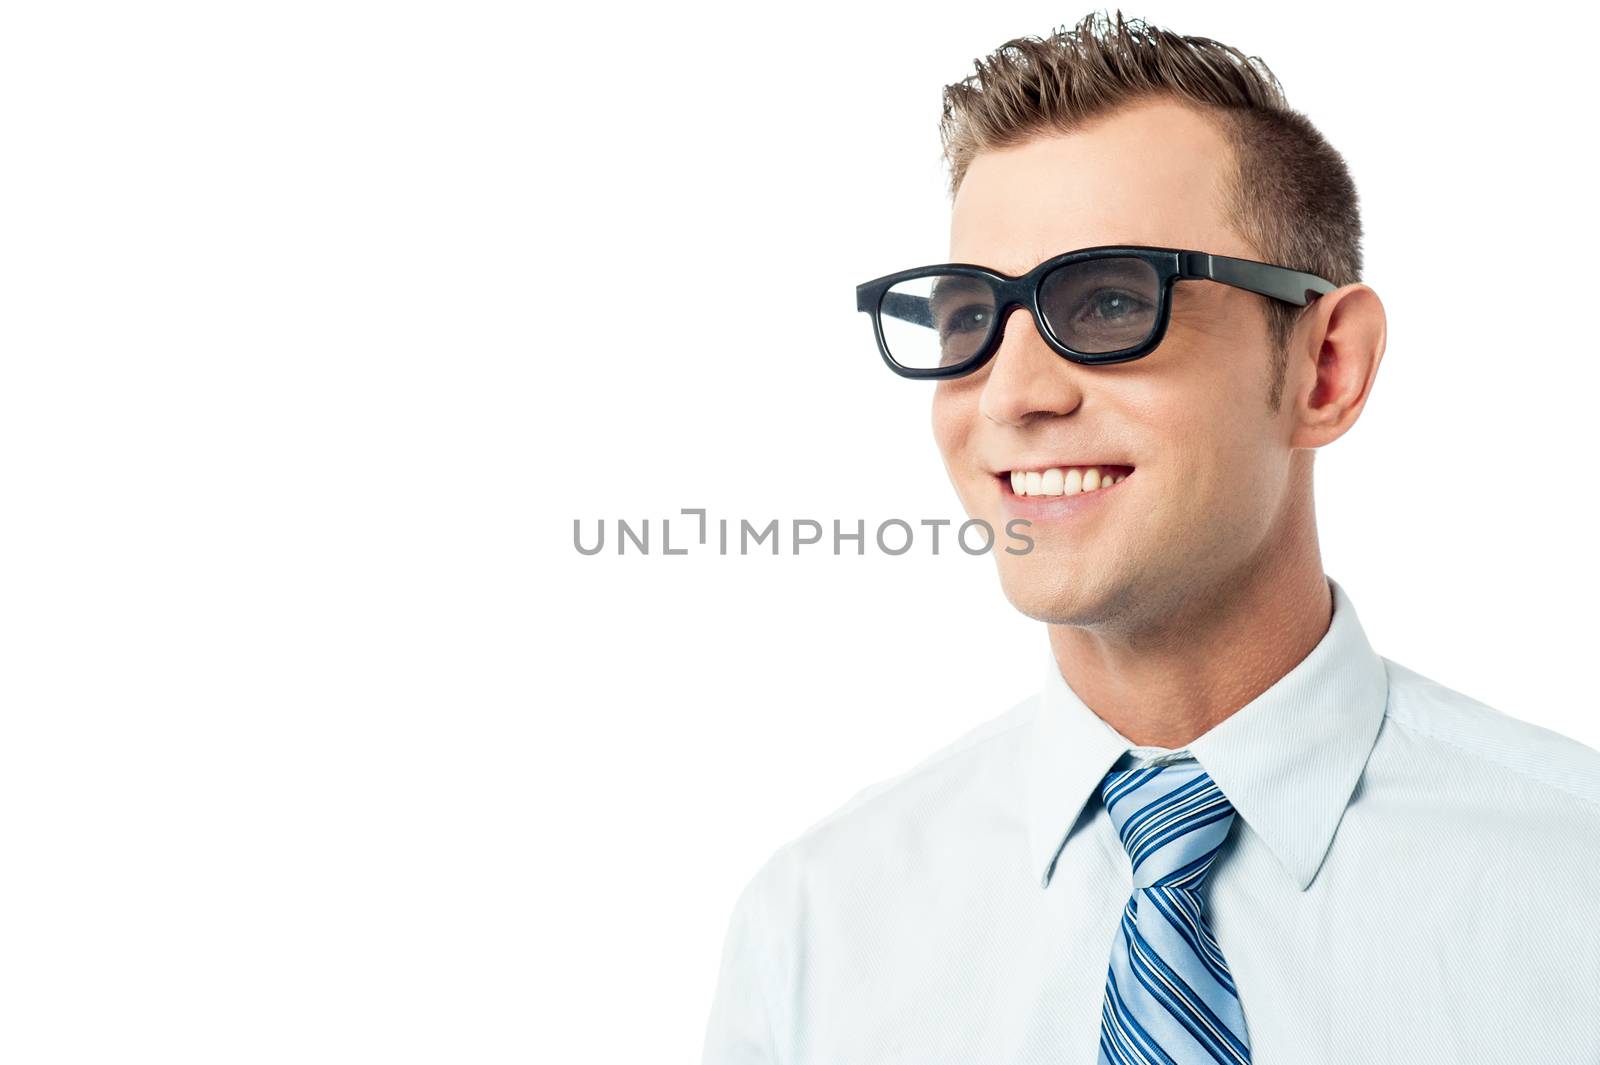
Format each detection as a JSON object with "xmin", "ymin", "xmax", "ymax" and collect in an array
[{"xmin": 969, "ymin": 280, "xmax": 1054, "ymax": 369}]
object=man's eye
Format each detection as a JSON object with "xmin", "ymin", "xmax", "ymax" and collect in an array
[
  {"xmin": 1079, "ymin": 289, "xmax": 1151, "ymax": 321},
  {"xmin": 937, "ymin": 304, "xmax": 992, "ymax": 338}
]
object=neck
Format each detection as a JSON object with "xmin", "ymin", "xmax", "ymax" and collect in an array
[{"xmin": 1046, "ymin": 531, "xmax": 1332, "ymax": 750}]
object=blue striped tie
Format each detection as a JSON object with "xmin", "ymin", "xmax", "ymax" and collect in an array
[{"xmin": 1097, "ymin": 760, "xmax": 1251, "ymax": 1065}]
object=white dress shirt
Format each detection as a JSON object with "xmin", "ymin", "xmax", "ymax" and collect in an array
[{"xmin": 701, "ymin": 576, "xmax": 1600, "ymax": 1063}]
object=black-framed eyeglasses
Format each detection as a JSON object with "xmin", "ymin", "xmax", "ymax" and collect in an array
[{"xmin": 854, "ymin": 245, "xmax": 1336, "ymax": 379}]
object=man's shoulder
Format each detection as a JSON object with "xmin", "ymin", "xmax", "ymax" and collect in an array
[{"xmin": 1379, "ymin": 656, "xmax": 1600, "ymax": 810}]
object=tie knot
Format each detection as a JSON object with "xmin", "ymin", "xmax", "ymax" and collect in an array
[{"xmin": 1099, "ymin": 760, "xmax": 1238, "ymax": 890}]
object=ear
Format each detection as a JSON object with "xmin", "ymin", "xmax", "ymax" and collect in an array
[{"xmin": 1288, "ymin": 283, "xmax": 1387, "ymax": 448}]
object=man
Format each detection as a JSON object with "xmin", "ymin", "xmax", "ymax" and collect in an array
[{"xmin": 702, "ymin": 12, "xmax": 1600, "ymax": 1063}]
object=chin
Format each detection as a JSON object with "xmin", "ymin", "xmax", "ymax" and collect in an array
[{"xmin": 993, "ymin": 556, "xmax": 1099, "ymax": 625}]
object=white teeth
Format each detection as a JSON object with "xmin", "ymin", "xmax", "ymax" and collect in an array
[{"xmin": 1008, "ymin": 465, "xmax": 1130, "ymax": 497}]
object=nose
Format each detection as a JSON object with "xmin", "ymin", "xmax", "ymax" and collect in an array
[{"xmin": 977, "ymin": 307, "xmax": 1085, "ymax": 427}]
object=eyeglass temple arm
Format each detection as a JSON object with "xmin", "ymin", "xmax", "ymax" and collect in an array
[
  {"xmin": 1181, "ymin": 252, "xmax": 1336, "ymax": 306},
  {"xmin": 873, "ymin": 289, "xmax": 934, "ymax": 327}
]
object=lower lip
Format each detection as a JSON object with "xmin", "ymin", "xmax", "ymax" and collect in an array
[{"xmin": 997, "ymin": 470, "xmax": 1134, "ymax": 522}]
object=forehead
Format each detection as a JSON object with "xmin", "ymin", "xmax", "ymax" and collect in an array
[{"xmin": 948, "ymin": 98, "xmax": 1244, "ymax": 272}]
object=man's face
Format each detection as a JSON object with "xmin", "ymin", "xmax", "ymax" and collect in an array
[{"xmin": 935, "ymin": 98, "xmax": 1306, "ymax": 628}]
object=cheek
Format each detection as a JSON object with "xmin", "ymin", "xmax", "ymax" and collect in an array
[
  {"xmin": 1143, "ymin": 381, "xmax": 1276, "ymax": 521},
  {"xmin": 1139, "ymin": 337, "xmax": 1264, "ymax": 448},
  {"xmin": 1130, "ymin": 385, "xmax": 1235, "ymax": 497},
  {"xmin": 930, "ymin": 383, "xmax": 972, "ymax": 464}
]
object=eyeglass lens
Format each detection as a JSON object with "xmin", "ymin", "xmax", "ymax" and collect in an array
[{"xmin": 878, "ymin": 256, "xmax": 1161, "ymax": 371}]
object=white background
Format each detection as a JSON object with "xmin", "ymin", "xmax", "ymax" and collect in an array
[{"xmin": 3, "ymin": 1, "xmax": 1596, "ymax": 1060}]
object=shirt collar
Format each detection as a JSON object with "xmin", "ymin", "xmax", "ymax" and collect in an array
[{"xmin": 1024, "ymin": 575, "xmax": 1389, "ymax": 892}]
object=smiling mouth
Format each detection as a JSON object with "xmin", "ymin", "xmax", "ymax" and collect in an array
[{"xmin": 1002, "ymin": 465, "xmax": 1134, "ymax": 497}]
